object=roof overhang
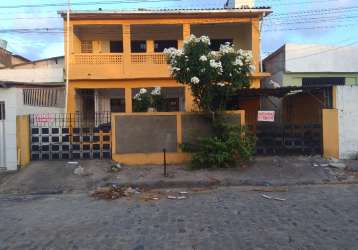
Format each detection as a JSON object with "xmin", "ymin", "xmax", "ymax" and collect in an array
[
  {"xmin": 0, "ymin": 81, "xmax": 65, "ymax": 88},
  {"xmin": 58, "ymin": 8, "xmax": 272, "ymax": 20},
  {"xmin": 235, "ymin": 85, "xmax": 331, "ymax": 98}
]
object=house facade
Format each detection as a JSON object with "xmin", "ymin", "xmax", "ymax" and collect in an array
[
  {"xmin": 262, "ymin": 44, "xmax": 358, "ymax": 124},
  {"xmin": 0, "ymin": 56, "xmax": 65, "ymax": 171},
  {"xmin": 262, "ymin": 44, "xmax": 358, "ymax": 159},
  {"xmin": 60, "ymin": 3, "xmax": 271, "ymax": 120}
]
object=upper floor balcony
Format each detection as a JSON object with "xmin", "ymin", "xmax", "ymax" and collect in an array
[{"xmin": 67, "ymin": 22, "xmax": 260, "ymax": 80}]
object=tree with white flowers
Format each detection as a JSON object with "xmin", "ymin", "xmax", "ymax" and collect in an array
[
  {"xmin": 164, "ymin": 35, "xmax": 255, "ymax": 113},
  {"xmin": 164, "ymin": 35, "xmax": 256, "ymax": 169}
]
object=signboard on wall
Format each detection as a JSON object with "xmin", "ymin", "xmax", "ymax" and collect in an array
[{"xmin": 257, "ymin": 111, "xmax": 275, "ymax": 122}]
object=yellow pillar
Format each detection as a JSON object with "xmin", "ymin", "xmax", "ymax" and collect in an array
[
  {"xmin": 67, "ymin": 85, "xmax": 76, "ymax": 114},
  {"xmin": 125, "ymin": 87, "xmax": 132, "ymax": 113},
  {"xmin": 181, "ymin": 24, "xmax": 195, "ymax": 111},
  {"xmin": 147, "ymin": 40, "xmax": 154, "ymax": 53},
  {"xmin": 123, "ymin": 24, "xmax": 131, "ymax": 74},
  {"xmin": 184, "ymin": 86, "xmax": 195, "ymax": 112},
  {"xmin": 251, "ymin": 19, "xmax": 260, "ymax": 74}
]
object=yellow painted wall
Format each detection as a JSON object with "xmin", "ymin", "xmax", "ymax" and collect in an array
[
  {"xmin": 322, "ymin": 109, "xmax": 339, "ymax": 159},
  {"xmin": 111, "ymin": 110, "xmax": 245, "ymax": 165},
  {"xmin": 16, "ymin": 115, "xmax": 30, "ymax": 168}
]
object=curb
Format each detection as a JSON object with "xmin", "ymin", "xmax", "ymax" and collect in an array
[{"xmin": 1, "ymin": 180, "xmax": 358, "ymax": 197}]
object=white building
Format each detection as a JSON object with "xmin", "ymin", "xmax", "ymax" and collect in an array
[
  {"xmin": 262, "ymin": 44, "xmax": 358, "ymax": 159},
  {"xmin": 0, "ymin": 56, "xmax": 65, "ymax": 171}
]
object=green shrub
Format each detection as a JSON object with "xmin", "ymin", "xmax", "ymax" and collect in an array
[{"xmin": 181, "ymin": 121, "xmax": 256, "ymax": 169}]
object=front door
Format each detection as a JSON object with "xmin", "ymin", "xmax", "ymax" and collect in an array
[{"xmin": 0, "ymin": 101, "xmax": 6, "ymax": 169}]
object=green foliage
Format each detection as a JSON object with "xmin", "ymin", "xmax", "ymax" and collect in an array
[
  {"xmin": 181, "ymin": 120, "xmax": 256, "ymax": 169},
  {"xmin": 164, "ymin": 35, "xmax": 257, "ymax": 169},
  {"xmin": 164, "ymin": 35, "xmax": 254, "ymax": 113},
  {"xmin": 132, "ymin": 87, "xmax": 165, "ymax": 112}
]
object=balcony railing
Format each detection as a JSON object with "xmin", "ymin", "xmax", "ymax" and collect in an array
[
  {"xmin": 71, "ymin": 53, "xmax": 123, "ymax": 65},
  {"xmin": 131, "ymin": 53, "xmax": 167, "ymax": 65}
]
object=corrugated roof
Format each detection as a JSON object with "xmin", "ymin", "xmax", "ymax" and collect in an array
[{"xmin": 58, "ymin": 7, "xmax": 272, "ymax": 18}]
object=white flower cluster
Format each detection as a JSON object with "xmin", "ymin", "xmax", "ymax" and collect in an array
[
  {"xmin": 151, "ymin": 86, "xmax": 161, "ymax": 96},
  {"xmin": 183, "ymin": 35, "xmax": 211, "ymax": 45},
  {"xmin": 133, "ymin": 87, "xmax": 161, "ymax": 100},
  {"xmin": 219, "ymin": 42, "xmax": 235, "ymax": 54},
  {"xmin": 215, "ymin": 82, "xmax": 226, "ymax": 87},
  {"xmin": 191, "ymin": 76, "xmax": 200, "ymax": 85},
  {"xmin": 199, "ymin": 55, "xmax": 208, "ymax": 62},
  {"xmin": 164, "ymin": 47, "xmax": 184, "ymax": 65},
  {"xmin": 210, "ymin": 60, "xmax": 223, "ymax": 74}
]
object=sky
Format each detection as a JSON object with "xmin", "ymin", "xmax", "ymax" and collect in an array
[{"xmin": 0, "ymin": 0, "xmax": 357, "ymax": 60}]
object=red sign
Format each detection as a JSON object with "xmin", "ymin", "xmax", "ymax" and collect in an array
[
  {"xmin": 257, "ymin": 111, "xmax": 275, "ymax": 122},
  {"xmin": 34, "ymin": 114, "xmax": 54, "ymax": 124}
]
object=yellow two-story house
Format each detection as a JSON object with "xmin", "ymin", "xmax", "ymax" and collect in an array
[{"xmin": 60, "ymin": 0, "xmax": 271, "ymax": 125}]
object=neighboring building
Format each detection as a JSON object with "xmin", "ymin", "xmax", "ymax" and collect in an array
[
  {"xmin": 59, "ymin": 1, "xmax": 271, "ymax": 122},
  {"xmin": 0, "ymin": 47, "xmax": 30, "ymax": 69},
  {"xmin": 262, "ymin": 44, "xmax": 358, "ymax": 124},
  {"xmin": 262, "ymin": 44, "xmax": 358, "ymax": 159},
  {"xmin": 0, "ymin": 56, "xmax": 65, "ymax": 171}
]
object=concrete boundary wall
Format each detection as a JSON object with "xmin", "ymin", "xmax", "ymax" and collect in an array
[
  {"xmin": 112, "ymin": 111, "xmax": 245, "ymax": 165},
  {"xmin": 336, "ymin": 86, "xmax": 358, "ymax": 159}
]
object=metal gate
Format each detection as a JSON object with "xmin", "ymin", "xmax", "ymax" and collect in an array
[
  {"xmin": 0, "ymin": 102, "xmax": 6, "ymax": 168},
  {"xmin": 252, "ymin": 123, "xmax": 322, "ymax": 156},
  {"xmin": 30, "ymin": 112, "xmax": 112, "ymax": 160}
]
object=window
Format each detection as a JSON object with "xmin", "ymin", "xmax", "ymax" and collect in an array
[
  {"xmin": 154, "ymin": 40, "xmax": 178, "ymax": 52},
  {"xmin": 81, "ymin": 40, "xmax": 93, "ymax": 53},
  {"xmin": 23, "ymin": 88, "xmax": 65, "ymax": 107},
  {"xmin": 0, "ymin": 102, "xmax": 5, "ymax": 120},
  {"xmin": 210, "ymin": 39, "xmax": 233, "ymax": 51},
  {"xmin": 110, "ymin": 41, "xmax": 123, "ymax": 53},
  {"xmin": 302, "ymin": 77, "xmax": 345, "ymax": 87},
  {"xmin": 110, "ymin": 99, "xmax": 125, "ymax": 112},
  {"xmin": 131, "ymin": 40, "xmax": 146, "ymax": 53}
]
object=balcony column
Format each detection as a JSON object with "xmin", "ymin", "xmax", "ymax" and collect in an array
[
  {"xmin": 251, "ymin": 19, "xmax": 260, "ymax": 73},
  {"xmin": 179, "ymin": 23, "xmax": 191, "ymax": 48},
  {"xmin": 122, "ymin": 24, "xmax": 131, "ymax": 74},
  {"xmin": 125, "ymin": 87, "xmax": 132, "ymax": 113},
  {"xmin": 181, "ymin": 23, "xmax": 195, "ymax": 111},
  {"xmin": 147, "ymin": 40, "xmax": 154, "ymax": 53}
]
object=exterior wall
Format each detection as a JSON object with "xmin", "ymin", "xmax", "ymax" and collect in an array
[
  {"xmin": 0, "ymin": 57, "xmax": 64, "ymax": 83},
  {"xmin": 283, "ymin": 73, "xmax": 358, "ymax": 87},
  {"xmin": 16, "ymin": 115, "xmax": 30, "ymax": 168},
  {"xmin": 322, "ymin": 109, "xmax": 339, "ymax": 159},
  {"xmin": 336, "ymin": 85, "xmax": 358, "ymax": 159},
  {"xmin": 15, "ymin": 88, "xmax": 65, "ymax": 115},
  {"xmin": 0, "ymin": 88, "xmax": 18, "ymax": 171},
  {"xmin": 112, "ymin": 111, "xmax": 245, "ymax": 165},
  {"xmin": 285, "ymin": 44, "xmax": 358, "ymax": 73}
]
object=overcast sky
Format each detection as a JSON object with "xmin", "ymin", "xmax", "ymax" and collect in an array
[{"xmin": 0, "ymin": 0, "xmax": 357, "ymax": 60}]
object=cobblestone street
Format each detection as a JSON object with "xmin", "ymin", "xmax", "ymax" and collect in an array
[{"xmin": 1, "ymin": 184, "xmax": 358, "ymax": 250}]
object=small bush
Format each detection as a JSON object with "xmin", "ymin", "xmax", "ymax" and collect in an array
[{"xmin": 181, "ymin": 121, "xmax": 256, "ymax": 169}]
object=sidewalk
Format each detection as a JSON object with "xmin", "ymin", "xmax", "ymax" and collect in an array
[{"xmin": 0, "ymin": 156, "xmax": 357, "ymax": 194}]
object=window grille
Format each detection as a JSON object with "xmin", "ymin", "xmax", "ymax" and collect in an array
[
  {"xmin": 81, "ymin": 40, "xmax": 93, "ymax": 53},
  {"xmin": 23, "ymin": 88, "xmax": 65, "ymax": 107}
]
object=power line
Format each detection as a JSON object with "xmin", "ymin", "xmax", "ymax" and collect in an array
[{"xmin": 0, "ymin": 0, "xmax": 181, "ymax": 9}]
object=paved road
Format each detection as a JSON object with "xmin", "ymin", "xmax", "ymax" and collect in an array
[{"xmin": 1, "ymin": 185, "xmax": 358, "ymax": 250}]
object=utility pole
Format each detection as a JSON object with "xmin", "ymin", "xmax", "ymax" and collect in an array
[{"xmin": 65, "ymin": 0, "xmax": 71, "ymax": 112}]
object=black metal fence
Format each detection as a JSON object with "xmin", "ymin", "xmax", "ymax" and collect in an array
[
  {"xmin": 250, "ymin": 123, "xmax": 322, "ymax": 156},
  {"xmin": 30, "ymin": 112, "xmax": 112, "ymax": 161}
]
